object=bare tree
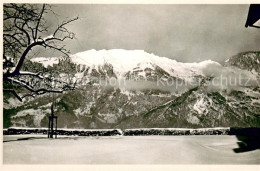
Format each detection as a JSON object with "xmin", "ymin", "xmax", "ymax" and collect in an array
[{"xmin": 3, "ymin": 3, "xmax": 79, "ymax": 101}]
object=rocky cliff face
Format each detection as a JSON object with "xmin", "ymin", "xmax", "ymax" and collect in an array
[{"xmin": 3, "ymin": 50, "xmax": 260, "ymax": 128}]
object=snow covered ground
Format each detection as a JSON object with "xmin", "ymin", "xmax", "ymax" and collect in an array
[{"xmin": 3, "ymin": 135, "xmax": 260, "ymax": 164}]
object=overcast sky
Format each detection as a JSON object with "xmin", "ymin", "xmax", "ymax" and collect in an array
[{"xmin": 41, "ymin": 4, "xmax": 259, "ymax": 64}]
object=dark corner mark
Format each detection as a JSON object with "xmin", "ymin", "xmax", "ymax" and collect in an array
[
  {"xmin": 245, "ymin": 4, "xmax": 260, "ymax": 29},
  {"xmin": 229, "ymin": 127, "xmax": 260, "ymax": 153}
]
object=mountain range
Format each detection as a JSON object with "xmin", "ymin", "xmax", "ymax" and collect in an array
[{"xmin": 3, "ymin": 50, "xmax": 260, "ymax": 129}]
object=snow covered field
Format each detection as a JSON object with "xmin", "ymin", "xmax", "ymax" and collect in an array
[{"xmin": 3, "ymin": 135, "xmax": 260, "ymax": 164}]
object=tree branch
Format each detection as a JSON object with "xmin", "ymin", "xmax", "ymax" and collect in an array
[
  {"xmin": 42, "ymin": 43, "xmax": 70, "ymax": 57},
  {"xmin": 14, "ymin": 17, "xmax": 31, "ymax": 45},
  {"xmin": 4, "ymin": 33, "xmax": 27, "ymax": 47},
  {"xmin": 53, "ymin": 17, "xmax": 79, "ymax": 37},
  {"xmin": 34, "ymin": 4, "xmax": 46, "ymax": 40},
  {"xmin": 3, "ymin": 4, "xmax": 79, "ymax": 102},
  {"xmin": 3, "ymin": 89, "xmax": 22, "ymax": 102},
  {"xmin": 19, "ymin": 71, "xmax": 44, "ymax": 79},
  {"xmin": 11, "ymin": 41, "xmax": 43, "ymax": 75}
]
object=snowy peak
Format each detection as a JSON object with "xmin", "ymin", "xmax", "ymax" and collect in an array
[
  {"xmin": 31, "ymin": 49, "xmax": 219, "ymax": 80},
  {"xmin": 30, "ymin": 49, "xmax": 260, "ymax": 89},
  {"xmin": 71, "ymin": 49, "xmax": 154, "ymax": 74},
  {"xmin": 225, "ymin": 51, "xmax": 260, "ymax": 74},
  {"xmin": 69, "ymin": 49, "xmax": 220, "ymax": 79}
]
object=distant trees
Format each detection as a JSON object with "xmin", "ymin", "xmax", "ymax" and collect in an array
[{"xmin": 3, "ymin": 4, "xmax": 78, "ymax": 101}]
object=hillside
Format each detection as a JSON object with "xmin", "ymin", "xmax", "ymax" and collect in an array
[{"xmin": 3, "ymin": 50, "xmax": 260, "ymax": 128}]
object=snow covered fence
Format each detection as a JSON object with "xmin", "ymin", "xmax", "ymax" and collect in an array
[
  {"xmin": 123, "ymin": 128, "xmax": 230, "ymax": 136},
  {"xmin": 3, "ymin": 127, "xmax": 122, "ymax": 136},
  {"xmin": 56, "ymin": 129, "xmax": 122, "ymax": 136},
  {"xmin": 4, "ymin": 127, "xmax": 48, "ymax": 135},
  {"xmin": 3, "ymin": 127, "xmax": 235, "ymax": 136},
  {"xmin": 3, "ymin": 129, "xmax": 8, "ymax": 135}
]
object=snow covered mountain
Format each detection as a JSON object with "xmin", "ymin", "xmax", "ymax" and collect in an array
[
  {"xmin": 3, "ymin": 50, "xmax": 260, "ymax": 129},
  {"xmin": 225, "ymin": 51, "xmax": 260, "ymax": 74},
  {"xmin": 32, "ymin": 49, "xmax": 215, "ymax": 83}
]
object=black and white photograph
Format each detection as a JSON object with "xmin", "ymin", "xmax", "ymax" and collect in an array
[{"xmin": 1, "ymin": 0, "xmax": 260, "ymax": 169}]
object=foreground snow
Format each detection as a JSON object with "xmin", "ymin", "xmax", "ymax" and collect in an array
[{"xmin": 3, "ymin": 135, "xmax": 260, "ymax": 164}]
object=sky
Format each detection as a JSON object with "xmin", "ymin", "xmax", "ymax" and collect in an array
[{"xmin": 39, "ymin": 4, "xmax": 260, "ymax": 64}]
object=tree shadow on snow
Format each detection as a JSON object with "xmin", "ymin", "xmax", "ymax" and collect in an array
[
  {"xmin": 3, "ymin": 137, "xmax": 46, "ymax": 143},
  {"xmin": 3, "ymin": 136, "xmax": 83, "ymax": 143}
]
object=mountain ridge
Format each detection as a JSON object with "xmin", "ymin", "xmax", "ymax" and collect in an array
[{"xmin": 3, "ymin": 50, "xmax": 260, "ymax": 129}]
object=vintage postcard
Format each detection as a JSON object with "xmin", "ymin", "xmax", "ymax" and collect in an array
[{"xmin": 1, "ymin": 0, "xmax": 260, "ymax": 170}]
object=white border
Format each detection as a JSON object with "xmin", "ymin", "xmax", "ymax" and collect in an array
[
  {"xmin": 1, "ymin": 1, "xmax": 260, "ymax": 171},
  {"xmin": 2, "ymin": 0, "xmax": 260, "ymax": 4}
]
